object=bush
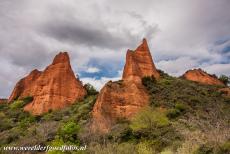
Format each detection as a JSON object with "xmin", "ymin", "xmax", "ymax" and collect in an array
[
  {"xmin": 84, "ymin": 83, "xmax": 99, "ymax": 95},
  {"xmin": 142, "ymin": 76, "xmax": 159, "ymax": 94},
  {"xmin": 130, "ymin": 107, "xmax": 169, "ymax": 132},
  {"xmin": 9, "ymin": 100, "xmax": 25, "ymax": 109},
  {"xmin": 217, "ymin": 141, "xmax": 230, "ymax": 154},
  {"xmin": 167, "ymin": 103, "xmax": 188, "ymax": 119},
  {"xmin": 48, "ymin": 138, "xmax": 65, "ymax": 154},
  {"xmin": 175, "ymin": 103, "xmax": 188, "ymax": 112},
  {"xmin": 167, "ymin": 109, "xmax": 181, "ymax": 119},
  {"xmin": 21, "ymin": 96, "xmax": 33, "ymax": 104},
  {"xmin": 0, "ymin": 118, "xmax": 14, "ymax": 131},
  {"xmin": 58, "ymin": 121, "xmax": 80, "ymax": 144},
  {"xmin": 219, "ymin": 75, "xmax": 230, "ymax": 86},
  {"xmin": 194, "ymin": 144, "xmax": 213, "ymax": 154}
]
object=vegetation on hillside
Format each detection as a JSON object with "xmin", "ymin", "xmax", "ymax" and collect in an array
[{"xmin": 0, "ymin": 75, "xmax": 230, "ymax": 154}]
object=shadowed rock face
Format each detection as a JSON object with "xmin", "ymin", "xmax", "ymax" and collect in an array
[
  {"xmin": 9, "ymin": 52, "xmax": 87, "ymax": 115},
  {"xmin": 182, "ymin": 68, "xmax": 224, "ymax": 86},
  {"xmin": 91, "ymin": 39, "xmax": 159, "ymax": 133},
  {"xmin": 122, "ymin": 38, "xmax": 160, "ymax": 82}
]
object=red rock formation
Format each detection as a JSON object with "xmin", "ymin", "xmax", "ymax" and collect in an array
[
  {"xmin": 182, "ymin": 68, "xmax": 224, "ymax": 86},
  {"xmin": 8, "ymin": 69, "xmax": 41, "ymax": 102},
  {"xmin": 0, "ymin": 99, "xmax": 7, "ymax": 104},
  {"xmin": 91, "ymin": 39, "xmax": 159, "ymax": 133},
  {"xmin": 122, "ymin": 38, "xmax": 160, "ymax": 82},
  {"xmin": 9, "ymin": 52, "xmax": 87, "ymax": 115}
]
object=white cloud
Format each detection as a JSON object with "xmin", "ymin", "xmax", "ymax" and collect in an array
[
  {"xmin": 81, "ymin": 70, "xmax": 122, "ymax": 90},
  {"xmin": 202, "ymin": 63, "xmax": 230, "ymax": 76},
  {"xmin": 81, "ymin": 76, "xmax": 120, "ymax": 91},
  {"xmin": 85, "ymin": 67, "xmax": 101, "ymax": 73},
  {"xmin": 156, "ymin": 57, "xmax": 198, "ymax": 76},
  {"xmin": 0, "ymin": 0, "xmax": 230, "ymax": 97}
]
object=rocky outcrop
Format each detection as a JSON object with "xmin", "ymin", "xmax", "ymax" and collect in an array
[
  {"xmin": 91, "ymin": 39, "xmax": 159, "ymax": 133},
  {"xmin": 8, "ymin": 69, "xmax": 41, "ymax": 102},
  {"xmin": 122, "ymin": 38, "xmax": 160, "ymax": 82},
  {"xmin": 91, "ymin": 81, "xmax": 149, "ymax": 132},
  {"xmin": 182, "ymin": 69, "xmax": 224, "ymax": 86},
  {"xmin": 0, "ymin": 99, "xmax": 7, "ymax": 104},
  {"xmin": 9, "ymin": 52, "xmax": 87, "ymax": 115}
]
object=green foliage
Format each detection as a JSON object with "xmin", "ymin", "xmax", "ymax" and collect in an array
[
  {"xmin": 130, "ymin": 107, "xmax": 169, "ymax": 132},
  {"xmin": 9, "ymin": 96, "xmax": 33, "ymax": 110},
  {"xmin": 219, "ymin": 75, "xmax": 230, "ymax": 86},
  {"xmin": 194, "ymin": 144, "xmax": 213, "ymax": 154},
  {"xmin": 167, "ymin": 109, "xmax": 181, "ymax": 119},
  {"xmin": 58, "ymin": 121, "xmax": 80, "ymax": 144},
  {"xmin": 21, "ymin": 96, "xmax": 33, "ymax": 104},
  {"xmin": 167, "ymin": 103, "xmax": 188, "ymax": 119},
  {"xmin": 217, "ymin": 141, "xmax": 230, "ymax": 154},
  {"xmin": 175, "ymin": 102, "xmax": 188, "ymax": 112},
  {"xmin": 0, "ymin": 118, "xmax": 14, "ymax": 131},
  {"xmin": 9, "ymin": 100, "xmax": 25, "ymax": 109},
  {"xmin": 84, "ymin": 83, "xmax": 99, "ymax": 95},
  {"xmin": 48, "ymin": 138, "xmax": 65, "ymax": 154}
]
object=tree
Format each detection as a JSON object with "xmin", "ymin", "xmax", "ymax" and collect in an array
[
  {"xmin": 84, "ymin": 83, "xmax": 98, "ymax": 95},
  {"xmin": 130, "ymin": 107, "xmax": 169, "ymax": 132},
  {"xmin": 219, "ymin": 75, "xmax": 230, "ymax": 86}
]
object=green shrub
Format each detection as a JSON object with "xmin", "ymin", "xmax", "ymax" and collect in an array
[
  {"xmin": 21, "ymin": 96, "xmax": 33, "ymax": 104},
  {"xmin": 219, "ymin": 75, "xmax": 230, "ymax": 86},
  {"xmin": 175, "ymin": 103, "xmax": 188, "ymax": 112},
  {"xmin": 167, "ymin": 109, "xmax": 181, "ymax": 119},
  {"xmin": 194, "ymin": 144, "xmax": 213, "ymax": 154},
  {"xmin": 58, "ymin": 121, "xmax": 80, "ymax": 144},
  {"xmin": 142, "ymin": 76, "xmax": 157, "ymax": 92},
  {"xmin": 0, "ymin": 118, "xmax": 14, "ymax": 131},
  {"xmin": 48, "ymin": 138, "xmax": 65, "ymax": 154},
  {"xmin": 166, "ymin": 103, "xmax": 188, "ymax": 119},
  {"xmin": 84, "ymin": 83, "xmax": 98, "ymax": 95},
  {"xmin": 9, "ymin": 100, "xmax": 24, "ymax": 109},
  {"xmin": 217, "ymin": 141, "xmax": 230, "ymax": 154},
  {"xmin": 130, "ymin": 107, "xmax": 169, "ymax": 132}
]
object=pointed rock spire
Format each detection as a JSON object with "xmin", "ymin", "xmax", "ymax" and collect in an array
[
  {"xmin": 122, "ymin": 38, "xmax": 160, "ymax": 82},
  {"xmin": 9, "ymin": 52, "xmax": 87, "ymax": 115},
  {"xmin": 52, "ymin": 52, "xmax": 70, "ymax": 65},
  {"xmin": 91, "ymin": 38, "xmax": 158, "ymax": 133}
]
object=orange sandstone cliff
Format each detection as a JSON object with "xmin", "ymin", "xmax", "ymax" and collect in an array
[
  {"xmin": 8, "ymin": 69, "xmax": 42, "ymax": 102},
  {"xmin": 91, "ymin": 39, "xmax": 159, "ymax": 133},
  {"xmin": 182, "ymin": 68, "xmax": 224, "ymax": 86},
  {"xmin": 9, "ymin": 52, "xmax": 87, "ymax": 115},
  {"xmin": 123, "ymin": 38, "xmax": 160, "ymax": 82}
]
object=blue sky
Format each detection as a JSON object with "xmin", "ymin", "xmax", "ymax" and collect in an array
[{"xmin": 0, "ymin": 0, "xmax": 230, "ymax": 97}]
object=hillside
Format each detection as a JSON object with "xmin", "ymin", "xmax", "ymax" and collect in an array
[{"xmin": 0, "ymin": 72, "xmax": 229, "ymax": 154}]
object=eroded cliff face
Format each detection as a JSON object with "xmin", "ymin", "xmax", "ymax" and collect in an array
[
  {"xmin": 8, "ymin": 69, "xmax": 42, "ymax": 102},
  {"xmin": 182, "ymin": 69, "xmax": 224, "ymax": 86},
  {"xmin": 91, "ymin": 80, "xmax": 149, "ymax": 132},
  {"xmin": 91, "ymin": 39, "xmax": 159, "ymax": 133},
  {"xmin": 9, "ymin": 52, "xmax": 87, "ymax": 115},
  {"xmin": 122, "ymin": 38, "xmax": 160, "ymax": 82}
]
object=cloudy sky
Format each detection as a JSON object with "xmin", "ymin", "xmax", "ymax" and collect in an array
[{"xmin": 0, "ymin": 0, "xmax": 230, "ymax": 98}]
